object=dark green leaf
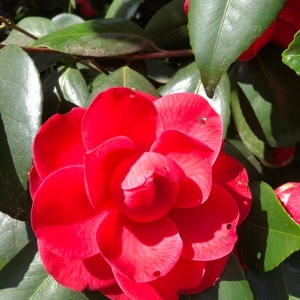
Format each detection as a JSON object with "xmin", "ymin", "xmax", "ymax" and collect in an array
[
  {"xmin": 146, "ymin": 59, "xmax": 178, "ymax": 84},
  {"xmin": 180, "ymin": 254, "xmax": 253, "ymax": 300},
  {"xmin": 238, "ymin": 181, "xmax": 300, "ymax": 272},
  {"xmin": 2, "ymin": 17, "xmax": 58, "ymax": 46},
  {"xmin": 188, "ymin": 0, "xmax": 285, "ymax": 97},
  {"xmin": 51, "ymin": 13, "xmax": 84, "ymax": 29},
  {"xmin": 32, "ymin": 19, "xmax": 155, "ymax": 57},
  {"xmin": 224, "ymin": 139, "xmax": 263, "ymax": 182},
  {"xmin": 90, "ymin": 66, "xmax": 160, "ymax": 98},
  {"xmin": 0, "ymin": 45, "xmax": 43, "ymax": 220},
  {"xmin": 0, "ymin": 212, "xmax": 34, "ymax": 267},
  {"xmin": 59, "ymin": 66, "xmax": 90, "ymax": 107},
  {"xmin": 237, "ymin": 44, "xmax": 300, "ymax": 147},
  {"xmin": 0, "ymin": 239, "xmax": 104, "ymax": 300},
  {"xmin": 145, "ymin": 0, "xmax": 189, "ymax": 50},
  {"xmin": 160, "ymin": 61, "xmax": 231, "ymax": 137},
  {"xmin": 105, "ymin": 0, "xmax": 142, "ymax": 19},
  {"xmin": 282, "ymin": 31, "xmax": 300, "ymax": 75},
  {"xmin": 246, "ymin": 250, "xmax": 300, "ymax": 300}
]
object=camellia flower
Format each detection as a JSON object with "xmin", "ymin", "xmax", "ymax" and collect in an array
[
  {"xmin": 76, "ymin": 0, "xmax": 95, "ymax": 17},
  {"xmin": 30, "ymin": 87, "xmax": 251, "ymax": 299},
  {"xmin": 275, "ymin": 182, "xmax": 300, "ymax": 224}
]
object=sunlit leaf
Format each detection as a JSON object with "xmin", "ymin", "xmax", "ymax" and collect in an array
[
  {"xmin": 282, "ymin": 31, "xmax": 300, "ymax": 76},
  {"xmin": 51, "ymin": 13, "xmax": 84, "ymax": 29}
]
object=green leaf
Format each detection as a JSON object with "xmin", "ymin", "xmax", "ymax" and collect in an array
[
  {"xmin": 2, "ymin": 17, "xmax": 58, "ymax": 46},
  {"xmin": 105, "ymin": 0, "xmax": 142, "ymax": 19},
  {"xmin": 188, "ymin": 0, "xmax": 286, "ymax": 97},
  {"xmin": 29, "ymin": 52, "xmax": 64, "ymax": 72},
  {"xmin": 160, "ymin": 61, "xmax": 231, "ymax": 138},
  {"xmin": 282, "ymin": 31, "xmax": 300, "ymax": 75},
  {"xmin": 0, "ymin": 45, "xmax": 43, "ymax": 220},
  {"xmin": 180, "ymin": 254, "xmax": 253, "ymax": 300},
  {"xmin": 238, "ymin": 181, "xmax": 300, "ymax": 272},
  {"xmin": 146, "ymin": 59, "xmax": 178, "ymax": 84},
  {"xmin": 32, "ymin": 19, "xmax": 155, "ymax": 57},
  {"xmin": 51, "ymin": 13, "xmax": 84, "ymax": 29},
  {"xmin": 246, "ymin": 250, "xmax": 300, "ymax": 300},
  {"xmin": 224, "ymin": 139, "xmax": 263, "ymax": 182},
  {"xmin": 0, "ymin": 239, "xmax": 104, "ymax": 300},
  {"xmin": 237, "ymin": 44, "xmax": 300, "ymax": 147},
  {"xmin": 145, "ymin": 0, "xmax": 189, "ymax": 50},
  {"xmin": 59, "ymin": 66, "xmax": 90, "ymax": 107},
  {"xmin": 0, "ymin": 211, "xmax": 34, "ymax": 267},
  {"xmin": 90, "ymin": 66, "xmax": 160, "ymax": 98}
]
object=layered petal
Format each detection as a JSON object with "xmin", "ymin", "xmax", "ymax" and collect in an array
[
  {"xmin": 168, "ymin": 184, "xmax": 239, "ymax": 260},
  {"xmin": 111, "ymin": 152, "xmax": 185, "ymax": 222},
  {"xmin": 38, "ymin": 240, "xmax": 115, "ymax": 291},
  {"xmin": 32, "ymin": 165, "xmax": 103, "ymax": 259},
  {"xmin": 82, "ymin": 87, "xmax": 161, "ymax": 152},
  {"xmin": 99, "ymin": 283, "xmax": 131, "ymax": 300},
  {"xmin": 114, "ymin": 258, "xmax": 205, "ymax": 300},
  {"xmin": 181, "ymin": 255, "xmax": 229, "ymax": 294},
  {"xmin": 151, "ymin": 130, "xmax": 212, "ymax": 207},
  {"xmin": 33, "ymin": 108, "xmax": 86, "ymax": 180},
  {"xmin": 97, "ymin": 210, "xmax": 183, "ymax": 282},
  {"xmin": 212, "ymin": 150, "xmax": 251, "ymax": 224},
  {"xmin": 84, "ymin": 136, "xmax": 136, "ymax": 209},
  {"xmin": 29, "ymin": 166, "xmax": 42, "ymax": 200},
  {"xmin": 154, "ymin": 93, "xmax": 223, "ymax": 164}
]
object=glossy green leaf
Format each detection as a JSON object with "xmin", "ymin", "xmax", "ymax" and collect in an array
[
  {"xmin": 90, "ymin": 66, "xmax": 160, "ymax": 98},
  {"xmin": 237, "ymin": 44, "xmax": 300, "ymax": 147},
  {"xmin": 2, "ymin": 17, "xmax": 58, "ymax": 46},
  {"xmin": 180, "ymin": 254, "xmax": 253, "ymax": 300},
  {"xmin": 160, "ymin": 61, "xmax": 231, "ymax": 137},
  {"xmin": 238, "ymin": 181, "xmax": 300, "ymax": 272},
  {"xmin": 29, "ymin": 52, "xmax": 63, "ymax": 72},
  {"xmin": 0, "ymin": 212, "xmax": 34, "ymax": 267},
  {"xmin": 145, "ymin": 0, "xmax": 189, "ymax": 50},
  {"xmin": 0, "ymin": 45, "xmax": 42, "ymax": 220},
  {"xmin": 282, "ymin": 31, "xmax": 300, "ymax": 76},
  {"xmin": 59, "ymin": 66, "xmax": 90, "ymax": 107},
  {"xmin": 246, "ymin": 250, "xmax": 300, "ymax": 300},
  {"xmin": 0, "ymin": 239, "xmax": 104, "ymax": 300},
  {"xmin": 146, "ymin": 59, "xmax": 179, "ymax": 84},
  {"xmin": 32, "ymin": 19, "xmax": 155, "ymax": 57},
  {"xmin": 51, "ymin": 13, "xmax": 84, "ymax": 29},
  {"xmin": 105, "ymin": 0, "xmax": 142, "ymax": 19},
  {"xmin": 188, "ymin": 0, "xmax": 285, "ymax": 97},
  {"xmin": 224, "ymin": 139, "xmax": 263, "ymax": 182}
]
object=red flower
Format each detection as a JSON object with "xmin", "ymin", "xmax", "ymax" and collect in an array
[
  {"xmin": 275, "ymin": 182, "xmax": 300, "ymax": 224},
  {"xmin": 76, "ymin": 0, "xmax": 95, "ymax": 17},
  {"xmin": 30, "ymin": 87, "xmax": 251, "ymax": 299}
]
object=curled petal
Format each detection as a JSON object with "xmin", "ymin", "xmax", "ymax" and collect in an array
[
  {"xmin": 38, "ymin": 240, "xmax": 115, "ymax": 291},
  {"xmin": 97, "ymin": 210, "xmax": 183, "ymax": 283},
  {"xmin": 181, "ymin": 255, "xmax": 229, "ymax": 294},
  {"xmin": 82, "ymin": 87, "xmax": 161, "ymax": 152},
  {"xmin": 151, "ymin": 130, "xmax": 212, "ymax": 207},
  {"xmin": 99, "ymin": 283, "xmax": 131, "ymax": 300},
  {"xmin": 111, "ymin": 152, "xmax": 185, "ymax": 222},
  {"xmin": 84, "ymin": 136, "xmax": 136, "ymax": 209},
  {"xmin": 29, "ymin": 166, "xmax": 43, "ymax": 200},
  {"xmin": 168, "ymin": 184, "xmax": 239, "ymax": 260},
  {"xmin": 154, "ymin": 93, "xmax": 223, "ymax": 164},
  {"xmin": 32, "ymin": 166, "xmax": 103, "ymax": 259},
  {"xmin": 33, "ymin": 108, "xmax": 86, "ymax": 180},
  {"xmin": 212, "ymin": 150, "xmax": 251, "ymax": 224},
  {"xmin": 114, "ymin": 258, "xmax": 205, "ymax": 300}
]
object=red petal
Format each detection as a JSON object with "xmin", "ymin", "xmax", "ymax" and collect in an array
[
  {"xmin": 111, "ymin": 152, "xmax": 184, "ymax": 222},
  {"xmin": 168, "ymin": 183, "xmax": 239, "ymax": 260},
  {"xmin": 184, "ymin": 0, "xmax": 189, "ymax": 14},
  {"xmin": 97, "ymin": 210, "xmax": 183, "ymax": 283},
  {"xmin": 29, "ymin": 166, "xmax": 43, "ymax": 200},
  {"xmin": 38, "ymin": 240, "xmax": 115, "ymax": 291},
  {"xmin": 84, "ymin": 136, "xmax": 136, "ymax": 209},
  {"xmin": 181, "ymin": 255, "xmax": 229, "ymax": 294},
  {"xmin": 114, "ymin": 258, "xmax": 205, "ymax": 300},
  {"xmin": 154, "ymin": 93, "xmax": 222, "ymax": 164},
  {"xmin": 82, "ymin": 87, "xmax": 161, "ymax": 152},
  {"xmin": 99, "ymin": 283, "xmax": 131, "ymax": 300},
  {"xmin": 212, "ymin": 150, "xmax": 251, "ymax": 224},
  {"xmin": 32, "ymin": 166, "xmax": 103, "ymax": 259},
  {"xmin": 151, "ymin": 130, "xmax": 212, "ymax": 207},
  {"xmin": 33, "ymin": 108, "xmax": 86, "ymax": 180}
]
